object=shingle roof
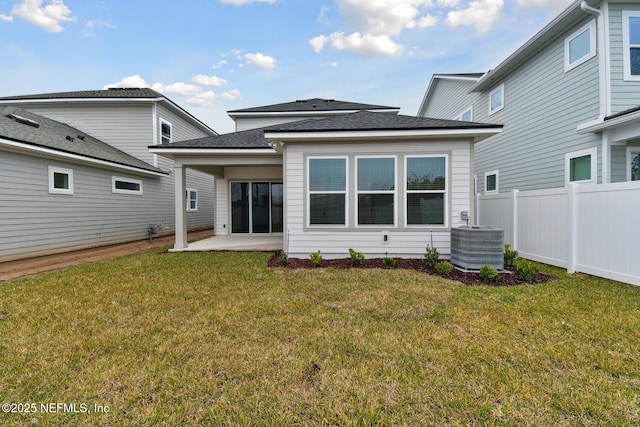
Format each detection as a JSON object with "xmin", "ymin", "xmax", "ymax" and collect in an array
[
  {"xmin": 0, "ymin": 106, "xmax": 165, "ymax": 174},
  {"xmin": 265, "ymin": 110, "xmax": 502, "ymax": 132},
  {"xmin": 152, "ymin": 111, "xmax": 502, "ymax": 150},
  {"xmin": 0, "ymin": 88, "xmax": 162, "ymax": 101},
  {"xmin": 228, "ymin": 98, "xmax": 399, "ymax": 114}
]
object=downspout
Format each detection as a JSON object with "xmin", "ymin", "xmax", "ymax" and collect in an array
[{"xmin": 581, "ymin": 1, "xmax": 611, "ymax": 183}]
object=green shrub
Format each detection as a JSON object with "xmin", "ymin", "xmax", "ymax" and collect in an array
[
  {"xmin": 310, "ymin": 251, "xmax": 323, "ymax": 267},
  {"xmin": 435, "ymin": 261, "xmax": 454, "ymax": 276},
  {"xmin": 423, "ymin": 245, "xmax": 440, "ymax": 268},
  {"xmin": 382, "ymin": 252, "xmax": 396, "ymax": 267},
  {"xmin": 480, "ymin": 264, "xmax": 500, "ymax": 282},
  {"xmin": 277, "ymin": 251, "xmax": 288, "ymax": 265},
  {"xmin": 504, "ymin": 244, "xmax": 519, "ymax": 267},
  {"xmin": 516, "ymin": 259, "xmax": 539, "ymax": 282},
  {"xmin": 349, "ymin": 248, "xmax": 365, "ymax": 266}
]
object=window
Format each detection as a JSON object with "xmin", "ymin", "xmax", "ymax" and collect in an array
[
  {"xmin": 455, "ymin": 106, "xmax": 473, "ymax": 122},
  {"xmin": 623, "ymin": 11, "xmax": 640, "ymax": 80},
  {"xmin": 489, "ymin": 84, "xmax": 504, "ymax": 115},
  {"xmin": 356, "ymin": 157, "xmax": 395, "ymax": 225},
  {"xmin": 484, "ymin": 170, "xmax": 499, "ymax": 194},
  {"xmin": 628, "ymin": 148, "xmax": 640, "ymax": 181},
  {"xmin": 160, "ymin": 119, "xmax": 172, "ymax": 144},
  {"xmin": 308, "ymin": 157, "xmax": 347, "ymax": 226},
  {"xmin": 406, "ymin": 156, "xmax": 447, "ymax": 226},
  {"xmin": 48, "ymin": 166, "xmax": 74, "ymax": 195},
  {"xmin": 112, "ymin": 176, "xmax": 143, "ymax": 195},
  {"xmin": 564, "ymin": 20, "xmax": 596, "ymax": 72},
  {"xmin": 565, "ymin": 148, "xmax": 597, "ymax": 185},
  {"xmin": 186, "ymin": 189, "xmax": 198, "ymax": 211}
]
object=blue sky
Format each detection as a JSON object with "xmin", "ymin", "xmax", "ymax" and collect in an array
[{"xmin": 0, "ymin": 0, "xmax": 575, "ymax": 133}]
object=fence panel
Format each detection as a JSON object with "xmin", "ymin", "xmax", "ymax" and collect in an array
[{"xmin": 478, "ymin": 181, "xmax": 640, "ymax": 286}]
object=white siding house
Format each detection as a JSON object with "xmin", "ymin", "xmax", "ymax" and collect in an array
[
  {"xmin": 150, "ymin": 99, "xmax": 502, "ymax": 259},
  {"xmin": 0, "ymin": 89, "xmax": 217, "ymax": 262}
]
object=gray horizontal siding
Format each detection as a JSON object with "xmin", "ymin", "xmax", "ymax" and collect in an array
[
  {"xmin": 609, "ymin": 3, "xmax": 640, "ymax": 114},
  {"xmin": 421, "ymin": 79, "xmax": 479, "ymax": 121}
]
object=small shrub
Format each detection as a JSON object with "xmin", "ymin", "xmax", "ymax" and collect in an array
[
  {"xmin": 310, "ymin": 251, "xmax": 323, "ymax": 267},
  {"xmin": 504, "ymin": 244, "xmax": 519, "ymax": 267},
  {"xmin": 516, "ymin": 259, "xmax": 539, "ymax": 282},
  {"xmin": 382, "ymin": 252, "xmax": 396, "ymax": 267},
  {"xmin": 277, "ymin": 251, "xmax": 288, "ymax": 266},
  {"xmin": 435, "ymin": 261, "xmax": 454, "ymax": 276},
  {"xmin": 423, "ymin": 245, "xmax": 440, "ymax": 268},
  {"xmin": 480, "ymin": 264, "xmax": 500, "ymax": 282},
  {"xmin": 349, "ymin": 248, "xmax": 365, "ymax": 266}
]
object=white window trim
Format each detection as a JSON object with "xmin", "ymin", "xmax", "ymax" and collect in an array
[
  {"xmin": 627, "ymin": 147, "xmax": 640, "ymax": 181},
  {"xmin": 484, "ymin": 170, "xmax": 499, "ymax": 194},
  {"xmin": 160, "ymin": 118, "xmax": 173, "ymax": 144},
  {"xmin": 186, "ymin": 188, "xmax": 198, "ymax": 211},
  {"xmin": 405, "ymin": 155, "xmax": 448, "ymax": 228},
  {"xmin": 488, "ymin": 84, "xmax": 504, "ymax": 116},
  {"xmin": 565, "ymin": 147, "xmax": 597, "ymax": 185},
  {"xmin": 48, "ymin": 166, "xmax": 74, "ymax": 195},
  {"xmin": 307, "ymin": 156, "xmax": 348, "ymax": 228},
  {"xmin": 112, "ymin": 176, "xmax": 143, "ymax": 195},
  {"xmin": 564, "ymin": 19, "xmax": 597, "ymax": 73},
  {"xmin": 623, "ymin": 11, "xmax": 640, "ymax": 81},
  {"xmin": 355, "ymin": 155, "xmax": 397, "ymax": 228},
  {"xmin": 454, "ymin": 106, "xmax": 473, "ymax": 122}
]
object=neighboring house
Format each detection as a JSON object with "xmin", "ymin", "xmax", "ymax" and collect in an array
[
  {"xmin": 418, "ymin": 0, "xmax": 640, "ymax": 195},
  {"xmin": 0, "ymin": 88, "xmax": 217, "ymax": 262},
  {"xmin": 150, "ymin": 98, "xmax": 502, "ymax": 259}
]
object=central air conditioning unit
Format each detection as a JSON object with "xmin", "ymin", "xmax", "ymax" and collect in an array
[{"xmin": 450, "ymin": 226, "xmax": 504, "ymax": 270}]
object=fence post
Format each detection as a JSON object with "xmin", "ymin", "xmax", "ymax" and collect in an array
[
  {"xmin": 567, "ymin": 183, "xmax": 577, "ymax": 274},
  {"xmin": 511, "ymin": 189, "xmax": 519, "ymax": 251},
  {"xmin": 476, "ymin": 192, "xmax": 481, "ymax": 225}
]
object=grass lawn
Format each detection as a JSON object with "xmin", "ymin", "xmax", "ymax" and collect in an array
[{"xmin": 1, "ymin": 250, "xmax": 639, "ymax": 426}]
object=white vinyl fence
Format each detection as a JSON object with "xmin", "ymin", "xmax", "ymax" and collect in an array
[{"xmin": 477, "ymin": 181, "xmax": 640, "ymax": 286}]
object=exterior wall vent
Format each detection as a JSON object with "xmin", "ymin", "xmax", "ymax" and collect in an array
[
  {"xmin": 450, "ymin": 226, "xmax": 504, "ymax": 270},
  {"xmin": 6, "ymin": 113, "xmax": 40, "ymax": 128}
]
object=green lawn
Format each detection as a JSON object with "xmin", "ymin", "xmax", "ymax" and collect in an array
[{"xmin": 1, "ymin": 251, "xmax": 639, "ymax": 426}]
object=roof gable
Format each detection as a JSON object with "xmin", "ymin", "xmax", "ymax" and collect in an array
[{"xmin": 0, "ymin": 106, "xmax": 165, "ymax": 174}]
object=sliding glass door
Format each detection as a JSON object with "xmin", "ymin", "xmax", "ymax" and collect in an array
[{"xmin": 231, "ymin": 182, "xmax": 283, "ymax": 234}]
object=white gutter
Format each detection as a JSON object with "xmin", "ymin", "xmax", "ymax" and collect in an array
[
  {"xmin": 1, "ymin": 138, "xmax": 168, "ymax": 177},
  {"xmin": 581, "ymin": 0, "xmax": 611, "ymax": 182},
  {"xmin": 263, "ymin": 127, "xmax": 502, "ymax": 142}
]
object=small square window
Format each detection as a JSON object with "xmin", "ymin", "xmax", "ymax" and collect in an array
[
  {"xmin": 564, "ymin": 20, "xmax": 596, "ymax": 72},
  {"xmin": 489, "ymin": 84, "xmax": 504, "ymax": 115},
  {"xmin": 565, "ymin": 148, "xmax": 597, "ymax": 185},
  {"xmin": 455, "ymin": 107, "xmax": 473, "ymax": 122},
  {"xmin": 484, "ymin": 170, "xmax": 499, "ymax": 194},
  {"xmin": 627, "ymin": 149, "xmax": 640, "ymax": 181},
  {"xmin": 48, "ymin": 166, "xmax": 74, "ymax": 195},
  {"xmin": 624, "ymin": 12, "xmax": 640, "ymax": 80}
]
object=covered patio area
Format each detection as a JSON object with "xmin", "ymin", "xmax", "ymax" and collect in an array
[{"xmin": 169, "ymin": 235, "xmax": 282, "ymax": 252}]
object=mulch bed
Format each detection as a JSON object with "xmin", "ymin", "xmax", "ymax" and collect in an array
[{"xmin": 268, "ymin": 251, "xmax": 555, "ymax": 287}]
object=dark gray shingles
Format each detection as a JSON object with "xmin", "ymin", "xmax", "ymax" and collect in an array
[
  {"xmin": 264, "ymin": 110, "xmax": 503, "ymax": 132},
  {"xmin": 0, "ymin": 107, "xmax": 165, "ymax": 174},
  {"xmin": 0, "ymin": 88, "xmax": 162, "ymax": 101},
  {"xmin": 228, "ymin": 98, "xmax": 398, "ymax": 114},
  {"xmin": 152, "ymin": 127, "xmax": 271, "ymax": 149}
]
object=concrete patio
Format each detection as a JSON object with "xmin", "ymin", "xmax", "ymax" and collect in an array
[{"xmin": 171, "ymin": 235, "xmax": 283, "ymax": 252}]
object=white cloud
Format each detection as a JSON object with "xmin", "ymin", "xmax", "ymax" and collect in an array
[
  {"xmin": 416, "ymin": 14, "xmax": 438, "ymax": 28},
  {"xmin": 446, "ymin": 0, "xmax": 503, "ymax": 33},
  {"xmin": 151, "ymin": 82, "xmax": 201, "ymax": 96},
  {"xmin": 211, "ymin": 59, "xmax": 228, "ymax": 70},
  {"xmin": 317, "ymin": 5, "xmax": 331, "ymax": 26},
  {"xmin": 335, "ymin": 0, "xmax": 435, "ymax": 36},
  {"xmin": 516, "ymin": 0, "xmax": 574, "ymax": 12},
  {"xmin": 311, "ymin": 32, "xmax": 404, "ymax": 57},
  {"xmin": 219, "ymin": 89, "xmax": 242, "ymax": 101},
  {"xmin": 0, "ymin": 14, "xmax": 13, "ymax": 22},
  {"xmin": 104, "ymin": 75, "xmax": 150, "ymax": 89},
  {"xmin": 218, "ymin": 0, "xmax": 276, "ymax": 4},
  {"xmin": 82, "ymin": 19, "xmax": 117, "ymax": 36},
  {"xmin": 192, "ymin": 74, "xmax": 228, "ymax": 87},
  {"xmin": 11, "ymin": 0, "xmax": 75, "ymax": 32},
  {"xmin": 437, "ymin": 0, "xmax": 459, "ymax": 6},
  {"xmin": 244, "ymin": 52, "xmax": 276, "ymax": 69},
  {"xmin": 187, "ymin": 91, "xmax": 216, "ymax": 106}
]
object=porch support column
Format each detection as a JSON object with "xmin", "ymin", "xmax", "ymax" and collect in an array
[
  {"xmin": 602, "ymin": 131, "xmax": 611, "ymax": 184},
  {"xmin": 174, "ymin": 165, "xmax": 188, "ymax": 250}
]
